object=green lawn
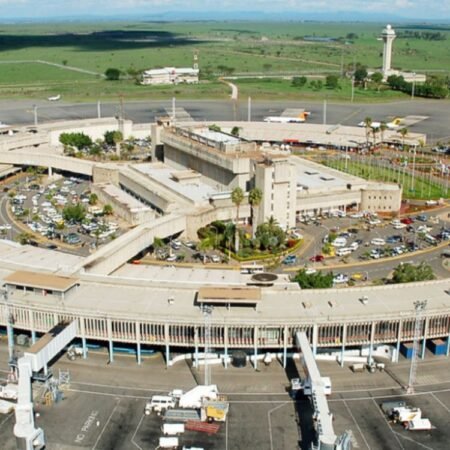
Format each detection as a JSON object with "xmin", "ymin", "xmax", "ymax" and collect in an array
[
  {"xmin": 324, "ymin": 159, "xmax": 448, "ymax": 200},
  {"xmin": 0, "ymin": 21, "xmax": 448, "ymax": 101}
]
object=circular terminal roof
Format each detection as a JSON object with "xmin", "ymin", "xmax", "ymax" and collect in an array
[{"xmin": 251, "ymin": 272, "xmax": 278, "ymax": 284}]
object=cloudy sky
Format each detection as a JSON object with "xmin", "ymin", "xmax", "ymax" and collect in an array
[{"xmin": 0, "ymin": 0, "xmax": 448, "ymax": 19}]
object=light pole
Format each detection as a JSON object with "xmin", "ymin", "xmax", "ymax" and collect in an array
[
  {"xmin": 406, "ymin": 300, "xmax": 427, "ymax": 394},
  {"xmin": 411, "ymin": 73, "xmax": 416, "ymax": 100},
  {"xmin": 1, "ymin": 288, "xmax": 15, "ymax": 364},
  {"xmin": 202, "ymin": 305, "xmax": 213, "ymax": 386}
]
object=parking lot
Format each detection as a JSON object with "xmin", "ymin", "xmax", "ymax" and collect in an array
[{"xmin": 0, "ymin": 172, "xmax": 127, "ymax": 255}]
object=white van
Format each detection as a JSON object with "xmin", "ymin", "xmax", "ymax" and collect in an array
[
  {"xmin": 424, "ymin": 234, "xmax": 437, "ymax": 245},
  {"xmin": 371, "ymin": 238, "xmax": 386, "ymax": 246},
  {"xmin": 349, "ymin": 241, "xmax": 359, "ymax": 251},
  {"xmin": 336, "ymin": 247, "xmax": 352, "ymax": 257},
  {"xmin": 145, "ymin": 395, "xmax": 176, "ymax": 415},
  {"xmin": 162, "ymin": 423, "xmax": 185, "ymax": 436},
  {"xmin": 332, "ymin": 237, "xmax": 347, "ymax": 248},
  {"xmin": 158, "ymin": 437, "xmax": 179, "ymax": 449}
]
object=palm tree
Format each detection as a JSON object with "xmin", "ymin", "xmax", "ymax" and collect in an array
[
  {"xmin": 231, "ymin": 186, "xmax": 244, "ymax": 252},
  {"xmin": 399, "ymin": 128, "xmax": 409, "ymax": 152},
  {"xmin": 379, "ymin": 122, "xmax": 388, "ymax": 147},
  {"xmin": 363, "ymin": 117, "xmax": 372, "ymax": 149},
  {"xmin": 371, "ymin": 127, "xmax": 378, "ymax": 150},
  {"xmin": 248, "ymin": 187, "xmax": 263, "ymax": 238}
]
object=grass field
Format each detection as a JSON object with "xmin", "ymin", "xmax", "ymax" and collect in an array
[
  {"xmin": 0, "ymin": 21, "xmax": 448, "ymax": 101},
  {"xmin": 324, "ymin": 159, "xmax": 448, "ymax": 199}
]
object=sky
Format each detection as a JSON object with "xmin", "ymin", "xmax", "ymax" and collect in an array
[{"xmin": 0, "ymin": 0, "xmax": 448, "ymax": 20}]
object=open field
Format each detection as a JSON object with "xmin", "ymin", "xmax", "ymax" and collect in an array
[
  {"xmin": 324, "ymin": 159, "xmax": 449, "ymax": 199},
  {"xmin": 0, "ymin": 21, "xmax": 448, "ymax": 101}
]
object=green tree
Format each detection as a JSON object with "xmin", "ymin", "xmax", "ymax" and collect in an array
[
  {"xmin": 292, "ymin": 76, "xmax": 307, "ymax": 88},
  {"xmin": 103, "ymin": 204, "xmax": 113, "ymax": 215},
  {"xmin": 208, "ymin": 124, "xmax": 221, "ymax": 132},
  {"xmin": 62, "ymin": 203, "xmax": 86, "ymax": 223},
  {"xmin": 231, "ymin": 187, "xmax": 244, "ymax": 252},
  {"xmin": 363, "ymin": 117, "xmax": 372, "ymax": 148},
  {"xmin": 104, "ymin": 130, "xmax": 124, "ymax": 146},
  {"xmin": 248, "ymin": 187, "xmax": 263, "ymax": 238},
  {"xmin": 391, "ymin": 262, "xmax": 435, "ymax": 284},
  {"xmin": 292, "ymin": 269, "xmax": 334, "ymax": 289},
  {"xmin": 88, "ymin": 193, "xmax": 98, "ymax": 206},
  {"xmin": 325, "ymin": 75, "xmax": 339, "ymax": 90},
  {"xmin": 354, "ymin": 66, "xmax": 368, "ymax": 86},
  {"xmin": 16, "ymin": 232, "xmax": 32, "ymax": 245},
  {"xmin": 399, "ymin": 128, "xmax": 409, "ymax": 151},
  {"xmin": 230, "ymin": 126, "xmax": 240, "ymax": 137},
  {"xmin": 59, "ymin": 132, "xmax": 93, "ymax": 150},
  {"xmin": 105, "ymin": 68, "xmax": 121, "ymax": 81}
]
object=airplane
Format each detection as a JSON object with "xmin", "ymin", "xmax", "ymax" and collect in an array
[
  {"xmin": 358, "ymin": 117, "xmax": 402, "ymax": 130},
  {"xmin": 264, "ymin": 112, "xmax": 310, "ymax": 124},
  {"xmin": 48, "ymin": 94, "xmax": 61, "ymax": 101}
]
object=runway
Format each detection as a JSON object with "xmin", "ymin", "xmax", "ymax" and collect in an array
[{"xmin": 1, "ymin": 98, "xmax": 449, "ymax": 141}]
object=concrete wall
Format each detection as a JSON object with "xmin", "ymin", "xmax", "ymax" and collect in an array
[
  {"xmin": 81, "ymin": 214, "xmax": 186, "ymax": 275},
  {"xmin": 0, "ymin": 133, "xmax": 49, "ymax": 152},
  {"xmin": 93, "ymin": 166, "xmax": 120, "ymax": 185},
  {"xmin": 0, "ymin": 150, "xmax": 94, "ymax": 177},
  {"xmin": 118, "ymin": 168, "xmax": 177, "ymax": 214},
  {"xmin": 255, "ymin": 159, "xmax": 296, "ymax": 229},
  {"xmin": 296, "ymin": 190, "xmax": 361, "ymax": 214},
  {"xmin": 47, "ymin": 118, "xmax": 134, "ymax": 146},
  {"xmin": 90, "ymin": 184, "xmax": 155, "ymax": 226},
  {"xmin": 361, "ymin": 184, "xmax": 402, "ymax": 213}
]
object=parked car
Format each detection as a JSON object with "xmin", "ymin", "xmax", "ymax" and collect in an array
[
  {"xmin": 333, "ymin": 273, "xmax": 349, "ymax": 284},
  {"xmin": 371, "ymin": 238, "xmax": 386, "ymax": 246},
  {"xmin": 283, "ymin": 255, "xmax": 297, "ymax": 265},
  {"xmin": 401, "ymin": 217, "xmax": 414, "ymax": 225},
  {"xmin": 415, "ymin": 214, "xmax": 428, "ymax": 222},
  {"xmin": 309, "ymin": 254, "xmax": 324, "ymax": 262}
]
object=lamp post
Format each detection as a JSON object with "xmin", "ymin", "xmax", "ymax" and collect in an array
[
  {"xmin": 202, "ymin": 305, "xmax": 213, "ymax": 386},
  {"xmin": 1, "ymin": 288, "xmax": 15, "ymax": 364}
]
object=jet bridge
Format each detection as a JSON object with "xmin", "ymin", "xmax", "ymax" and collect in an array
[
  {"xmin": 14, "ymin": 320, "xmax": 77, "ymax": 450},
  {"xmin": 295, "ymin": 331, "xmax": 351, "ymax": 450}
]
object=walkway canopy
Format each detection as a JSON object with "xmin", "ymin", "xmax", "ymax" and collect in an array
[
  {"xmin": 3, "ymin": 270, "xmax": 79, "ymax": 300},
  {"xmin": 197, "ymin": 287, "xmax": 261, "ymax": 309}
]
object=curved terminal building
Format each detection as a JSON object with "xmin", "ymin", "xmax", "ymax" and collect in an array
[{"xmin": 0, "ymin": 117, "xmax": 447, "ymax": 367}]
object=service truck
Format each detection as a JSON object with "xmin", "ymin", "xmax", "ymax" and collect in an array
[
  {"xmin": 162, "ymin": 423, "xmax": 185, "ymax": 435},
  {"xmin": 157, "ymin": 436, "xmax": 179, "ymax": 449},
  {"xmin": 405, "ymin": 418, "xmax": 432, "ymax": 431}
]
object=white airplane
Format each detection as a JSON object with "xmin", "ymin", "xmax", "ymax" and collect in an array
[
  {"xmin": 48, "ymin": 94, "xmax": 61, "ymax": 101},
  {"xmin": 264, "ymin": 112, "xmax": 310, "ymax": 124},
  {"xmin": 358, "ymin": 118, "xmax": 402, "ymax": 129}
]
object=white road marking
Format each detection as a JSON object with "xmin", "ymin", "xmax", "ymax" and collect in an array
[
  {"xmin": 391, "ymin": 430, "xmax": 435, "ymax": 450},
  {"xmin": 130, "ymin": 414, "xmax": 145, "ymax": 450},
  {"xmin": 430, "ymin": 392, "xmax": 450, "ymax": 413},
  {"xmin": 268, "ymin": 401, "xmax": 289, "ymax": 450},
  {"xmin": 92, "ymin": 398, "xmax": 121, "ymax": 450},
  {"xmin": 342, "ymin": 399, "xmax": 369, "ymax": 449},
  {"xmin": 371, "ymin": 398, "xmax": 405, "ymax": 450}
]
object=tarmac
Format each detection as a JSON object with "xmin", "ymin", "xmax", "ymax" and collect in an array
[{"xmin": 0, "ymin": 341, "xmax": 450, "ymax": 449}]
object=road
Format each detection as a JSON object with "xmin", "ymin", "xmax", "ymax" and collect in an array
[{"xmin": 0, "ymin": 98, "xmax": 449, "ymax": 141}]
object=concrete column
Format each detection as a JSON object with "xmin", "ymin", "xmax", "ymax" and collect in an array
[
  {"xmin": 283, "ymin": 326, "xmax": 288, "ymax": 369},
  {"xmin": 446, "ymin": 329, "xmax": 450, "ymax": 357},
  {"xmin": 421, "ymin": 317, "xmax": 429, "ymax": 360},
  {"xmin": 253, "ymin": 326, "xmax": 258, "ymax": 370},
  {"xmin": 224, "ymin": 326, "xmax": 229, "ymax": 369},
  {"xmin": 194, "ymin": 327, "xmax": 199, "ymax": 368},
  {"xmin": 164, "ymin": 323, "xmax": 170, "ymax": 368},
  {"xmin": 396, "ymin": 320, "xmax": 403, "ymax": 363},
  {"xmin": 368, "ymin": 322, "xmax": 376, "ymax": 364},
  {"xmin": 28, "ymin": 310, "xmax": 36, "ymax": 345},
  {"xmin": 80, "ymin": 317, "xmax": 87, "ymax": 359},
  {"xmin": 136, "ymin": 321, "xmax": 141, "ymax": 365},
  {"xmin": 48, "ymin": 167, "xmax": 53, "ymax": 177},
  {"xmin": 312, "ymin": 324, "xmax": 318, "ymax": 357},
  {"xmin": 107, "ymin": 318, "xmax": 114, "ymax": 364},
  {"xmin": 341, "ymin": 324, "xmax": 347, "ymax": 368}
]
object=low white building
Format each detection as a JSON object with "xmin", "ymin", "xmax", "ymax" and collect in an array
[{"xmin": 141, "ymin": 67, "xmax": 199, "ymax": 85}]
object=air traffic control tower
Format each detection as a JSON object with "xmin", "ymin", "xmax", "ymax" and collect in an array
[{"xmin": 381, "ymin": 24, "xmax": 396, "ymax": 77}]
